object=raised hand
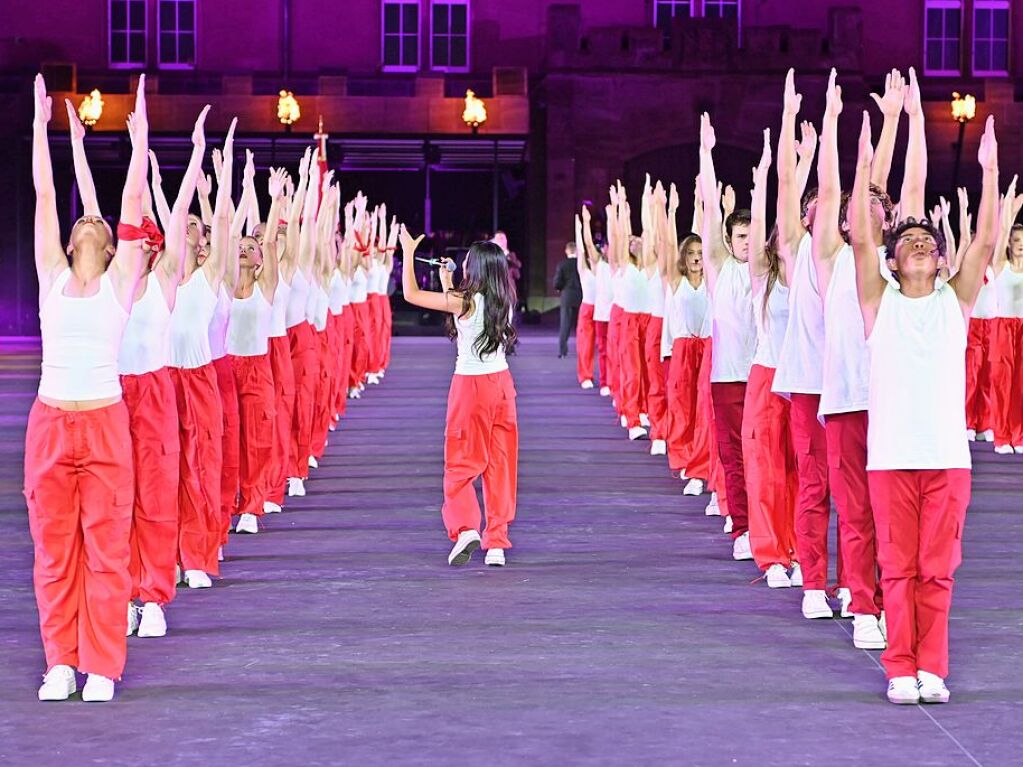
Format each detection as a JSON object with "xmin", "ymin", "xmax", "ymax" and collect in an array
[
  {"xmin": 132, "ymin": 74, "xmax": 148, "ymax": 130},
  {"xmin": 700, "ymin": 113, "xmax": 716, "ymax": 153},
  {"xmin": 825, "ymin": 68, "xmax": 842, "ymax": 119},
  {"xmin": 870, "ymin": 68, "xmax": 906, "ymax": 118},
  {"xmin": 977, "ymin": 115, "xmax": 998, "ymax": 173},
  {"xmin": 957, "ymin": 187, "xmax": 969, "ymax": 216},
  {"xmin": 755, "ymin": 128, "xmax": 772, "ymax": 181},
  {"xmin": 857, "ymin": 111, "xmax": 874, "ymax": 168},
  {"xmin": 33, "ymin": 73, "xmax": 52, "ymax": 126},
  {"xmin": 783, "ymin": 68, "xmax": 802, "ymax": 116},
  {"xmin": 398, "ymin": 224, "xmax": 425, "ymax": 254},
  {"xmin": 197, "ymin": 172, "xmax": 212, "ymax": 196},
  {"xmin": 223, "ymin": 116, "xmax": 238, "ymax": 153},
  {"xmin": 299, "ymin": 146, "xmax": 311, "ymax": 179},
  {"xmin": 722, "ymin": 185, "xmax": 736, "ymax": 218},
  {"xmin": 148, "ymin": 150, "xmax": 162, "ymax": 185},
  {"xmin": 243, "ymin": 149, "xmax": 256, "ymax": 185},
  {"xmin": 192, "ymin": 105, "xmax": 211, "ymax": 149},
  {"xmin": 669, "ymin": 182, "xmax": 679, "ymax": 213},
  {"xmin": 211, "ymin": 148, "xmax": 224, "ymax": 183},
  {"xmin": 796, "ymin": 121, "xmax": 818, "ymax": 163},
  {"xmin": 126, "ymin": 112, "xmax": 144, "ymax": 151},
  {"xmin": 581, "ymin": 204, "xmax": 591, "ymax": 224},
  {"xmin": 65, "ymin": 99, "xmax": 85, "ymax": 141},
  {"xmin": 269, "ymin": 167, "xmax": 287, "ymax": 199},
  {"xmin": 903, "ymin": 67, "xmax": 922, "ymax": 118}
]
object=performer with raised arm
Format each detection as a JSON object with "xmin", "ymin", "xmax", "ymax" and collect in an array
[
  {"xmin": 583, "ymin": 205, "xmax": 612, "ymax": 395},
  {"xmin": 989, "ymin": 178, "xmax": 1023, "ymax": 454},
  {"xmin": 574, "ymin": 211, "xmax": 597, "ymax": 389}
]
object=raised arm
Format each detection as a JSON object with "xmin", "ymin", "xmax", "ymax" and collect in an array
[
  {"xmin": 581, "ymin": 204, "xmax": 599, "ymax": 271},
  {"xmin": 691, "ymin": 176, "xmax": 703, "ymax": 237},
  {"xmin": 811, "ymin": 68, "xmax": 845, "ymax": 295},
  {"xmin": 898, "ymin": 68, "xmax": 927, "ymax": 221},
  {"xmin": 666, "ymin": 183, "xmax": 680, "ymax": 280},
  {"xmin": 157, "ymin": 105, "xmax": 209, "ymax": 290},
  {"xmin": 65, "ymin": 99, "xmax": 101, "ymax": 217},
  {"xmin": 956, "ymin": 186, "xmax": 973, "ymax": 270},
  {"xmin": 32, "ymin": 75, "xmax": 66, "ymax": 290},
  {"xmin": 285, "ymin": 148, "xmax": 311, "ymax": 270},
  {"xmin": 225, "ymin": 149, "xmax": 255, "ymax": 292},
  {"xmin": 931, "ymin": 196, "xmax": 957, "ymax": 275},
  {"xmin": 698, "ymin": 113, "xmax": 728, "ymax": 293},
  {"xmin": 777, "ymin": 70, "xmax": 804, "ymax": 271},
  {"xmin": 146, "ymin": 150, "xmax": 172, "ymax": 231},
  {"xmin": 297, "ymin": 157, "xmax": 320, "ymax": 276},
  {"xmin": 952, "ymin": 117, "xmax": 1000, "ymax": 312},
  {"xmin": 868, "ymin": 69, "xmax": 906, "ymax": 191},
  {"xmin": 749, "ymin": 129, "xmax": 773, "ymax": 295},
  {"xmin": 202, "ymin": 117, "xmax": 237, "ymax": 292},
  {"xmin": 258, "ymin": 167, "xmax": 288, "ymax": 302},
  {"xmin": 849, "ymin": 112, "xmax": 888, "ymax": 335},
  {"xmin": 399, "ymin": 225, "xmax": 458, "ymax": 313},
  {"xmin": 196, "ymin": 170, "xmax": 214, "ymax": 227},
  {"xmin": 991, "ymin": 177, "xmax": 1018, "ymax": 275}
]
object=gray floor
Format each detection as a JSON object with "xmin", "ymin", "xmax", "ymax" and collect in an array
[{"xmin": 0, "ymin": 334, "xmax": 1019, "ymax": 766}]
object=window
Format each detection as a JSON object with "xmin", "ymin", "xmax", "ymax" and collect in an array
[
  {"xmin": 158, "ymin": 0, "xmax": 196, "ymax": 68},
  {"xmin": 110, "ymin": 0, "xmax": 147, "ymax": 67},
  {"xmin": 704, "ymin": 0, "xmax": 739, "ymax": 19},
  {"xmin": 382, "ymin": 1, "xmax": 420, "ymax": 71},
  {"xmin": 924, "ymin": 1, "xmax": 962, "ymax": 76},
  {"xmin": 432, "ymin": 1, "xmax": 469, "ymax": 71},
  {"xmin": 974, "ymin": 0, "xmax": 1009, "ymax": 76},
  {"xmin": 654, "ymin": 0, "xmax": 692, "ymax": 32}
]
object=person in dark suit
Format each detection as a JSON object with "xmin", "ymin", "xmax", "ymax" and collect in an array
[{"xmin": 553, "ymin": 241, "xmax": 583, "ymax": 357}]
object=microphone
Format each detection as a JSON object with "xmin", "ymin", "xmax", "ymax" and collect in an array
[{"xmin": 415, "ymin": 256, "xmax": 456, "ymax": 272}]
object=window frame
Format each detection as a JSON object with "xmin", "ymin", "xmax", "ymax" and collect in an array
[
  {"xmin": 109, "ymin": 0, "xmax": 148, "ymax": 69},
  {"xmin": 652, "ymin": 0, "xmax": 741, "ymax": 45},
  {"xmin": 923, "ymin": 0, "xmax": 964, "ymax": 77},
  {"xmin": 972, "ymin": 0, "xmax": 1010, "ymax": 77},
  {"xmin": 382, "ymin": 0, "xmax": 421, "ymax": 73},
  {"xmin": 157, "ymin": 0, "xmax": 197, "ymax": 70},
  {"xmin": 430, "ymin": 0, "xmax": 470, "ymax": 73}
]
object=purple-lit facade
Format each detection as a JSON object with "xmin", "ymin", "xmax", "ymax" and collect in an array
[{"xmin": 1, "ymin": 0, "xmax": 1022, "ymax": 331}]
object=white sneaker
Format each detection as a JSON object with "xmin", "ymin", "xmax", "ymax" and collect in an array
[
  {"xmin": 1015, "ymin": 446, "xmax": 1023, "ymax": 455},
  {"xmin": 917, "ymin": 671, "xmax": 950, "ymax": 704},
  {"xmin": 995, "ymin": 444, "xmax": 1013, "ymax": 455},
  {"xmin": 683, "ymin": 478, "xmax": 705, "ymax": 496},
  {"xmin": 980, "ymin": 429, "xmax": 995, "ymax": 441},
  {"xmin": 263, "ymin": 501, "xmax": 282, "ymax": 514},
  {"xmin": 184, "ymin": 570, "xmax": 212, "ymax": 589},
  {"xmin": 766, "ymin": 564, "xmax": 791, "ymax": 589},
  {"xmin": 137, "ymin": 602, "xmax": 167, "ymax": 638},
  {"xmin": 235, "ymin": 513, "xmax": 259, "ymax": 534},
  {"xmin": 639, "ymin": 413, "xmax": 651, "ymax": 428},
  {"xmin": 599, "ymin": 386, "xmax": 611, "ymax": 397},
  {"xmin": 288, "ymin": 477, "xmax": 306, "ymax": 497},
  {"xmin": 837, "ymin": 587, "xmax": 853, "ymax": 618},
  {"xmin": 722, "ymin": 516, "xmax": 733, "ymax": 534},
  {"xmin": 308, "ymin": 455, "xmax": 319, "ymax": 469},
  {"xmin": 789, "ymin": 562, "xmax": 803, "ymax": 588},
  {"xmin": 367, "ymin": 373, "xmax": 380, "ymax": 385},
  {"xmin": 852, "ymin": 614, "xmax": 886, "ymax": 649},
  {"xmin": 126, "ymin": 602, "xmax": 141, "ymax": 636},
  {"xmin": 620, "ymin": 415, "xmax": 628, "ymax": 428},
  {"xmin": 732, "ymin": 532, "xmax": 752, "ymax": 561},
  {"xmin": 887, "ymin": 676, "xmax": 921, "ymax": 705},
  {"xmin": 448, "ymin": 529, "xmax": 481, "ymax": 566},
  {"xmin": 37, "ymin": 665, "xmax": 76, "ymax": 701},
  {"xmin": 628, "ymin": 426, "xmax": 648, "ymax": 441},
  {"xmin": 649, "ymin": 439, "xmax": 667, "ymax": 456},
  {"xmin": 348, "ymin": 388, "xmax": 361, "ymax": 400},
  {"xmin": 328, "ymin": 421, "xmax": 337, "ymax": 432},
  {"xmin": 581, "ymin": 380, "xmax": 594, "ymax": 390},
  {"xmin": 485, "ymin": 549, "xmax": 506, "ymax": 567},
  {"xmin": 81, "ymin": 674, "xmax": 115, "ymax": 703},
  {"xmin": 705, "ymin": 492, "xmax": 720, "ymax": 516},
  {"xmin": 966, "ymin": 429, "xmax": 977, "ymax": 441},
  {"xmin": 801, "ymin": 590, "xmax": 833, "ymax": 619}
]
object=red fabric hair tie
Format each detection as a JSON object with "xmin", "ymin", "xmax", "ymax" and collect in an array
[
  {"xmin": 117, "ymin": 216, "xmax": 165, "ymax": 254},
  {"xmin": 353, "ymin": 231, "xmax": 371, "ymax": 254}
]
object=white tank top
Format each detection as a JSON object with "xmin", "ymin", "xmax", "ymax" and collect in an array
[
  {"xmin": 661, "ymin": 277, "xmax": 711, "ymax": 358},
  {"xmin": 454, "ymin": 293, "xmax": 510, "ymax": 376},
  {"xmin": 269, "ymin": 275, "xmax": 291, "ymax": 338},
  {"xmin": 973, "ymin": 267, "xmax": 998, "ymax": 320},
  {"xmin": 645, "ymin": 269, "xmax": 665, "ymax": 318},
  {"xmin": 169, "ymin": 269, "xmax": 217, "ymax": 369},
  {"xmin": 351, "ymin": 268, "xmax": 369, "ymax": 303},
  {"xmin": 995, "ymin": 265, "xmax": 1023, "ymax": 318},
  {"xmin": 119, "ymin": 275, "xmax": 171, "ymax": 376},
  {"xmin": 580, "ymin": 267, "xmax": 596, "ymax": 305},
  {"xmin": 709, "ymin": 257, "xmax": 755, "ymax": 383},
  {"xmin": 620, "ymin": 263, "xmax": 648, "ymax": 313},
  {"xmin": 594, "ymin": 260, "xmax": 613, "ymax": 321},
  {"xmin": 39, "ymin": 269, "xmax": 128, "ymax": 401},
  {"xmin": 285, "ymin": 268, "xmax": 311, "ymax": 328},
  {"xmin": 867, "ymin": 283, "xmax": 970, "ymax": 470},
  {"xmin": 227, "ymin": 283, "xmax": 273, "ymax": 357},
  {"xmin": 371, "ymin": 263, "xmax": 389, "ymax": 295},
  {"xmin": 772, "ymin": 233, "xmax": 824, "ymax": 396},
  {"xmin": 208, "ymin": 285, "xmax": 231, "ymax": 360},
  {"xmin": 328, "ymin": 270, "xmax": 346, "ymax": 314},
  {"xmin": 752, "ymin": 281, "xmax": 790, "ymax": 369},
  {"xmin": 313, "ymin": 286, "xmax": 329, "ymax": 332},
  {"xmin": 820, "ymin": 245, "xmax": 875, "ymax": 416}
]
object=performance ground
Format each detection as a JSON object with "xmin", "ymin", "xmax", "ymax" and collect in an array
[{"xmin": 0, "ymin": 334, "xmax": 1018, "ymax": 766}]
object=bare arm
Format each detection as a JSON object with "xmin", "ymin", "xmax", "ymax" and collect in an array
[
  {"xmin": 691, "ymin": 176, "xmax": 703, "ymax": 238},
  {"xmin": 399, "ymin": 225, "xmax": 459, "ymax": 313},
  {"xmin": 898, "ymin": 68, "xmax": 927, "ymax": 221},
  {"xmin": 698, "ymin": 113, "xmax": 728, "ymax": 294},
  {"xmin": 157, "ymin": 105, "xmax": 209, "ymax": 289},
  {"xmin": 202, "ymin": 118, "xmax": 237, "ymax": 292},
  {"xmin": 849, "ymin": 112, "xmax": 888, "ymax": 336},
  {"xmin": 749, "ymin": 129, "xmax": 773, "ymax": 295},
  {"xmin": 952, "ymin": 117, "xmax": 1000, "ymax": 312},
  {"xmin": 146, "ymin": 150, "xmax": 173, "ymax": 232},
  {"xmin": 956, "ymin": 186, "xmax": 973, "ymax": 271},
  {"xmin": 868, "ymin": 69, "xmax": 906, "ymax": 191},
  {"xmin": 258, "ymin": 167, "xmax": 287, "ymax": 303},
  {"xmin": 65, "ymin": 99, "xmax": 101, "ymax": 217},
  {"xmin": 285, "ymin": 148, "xmax": 311, "ymax": 271},
  {"xmin": 777, "ymin": 70, "xmax": 804, "ymax": 272},
  {"xmin": 666, "ymin": 183, "xmax": 680, "ymax": 281},
  {"xmin": 297, "ymin": 157, "xmax": 320, "ymax": 276},
  {"xmin": 32, "ymin": 75, "xmax": 66, "ymax": 290},
  {"xmin": 811, "ymin": 68, "xmax": 845, "ymax": 295},
  {"xmin": 196, "ymin": 171, "xmax": 214, "ymax": 227}
]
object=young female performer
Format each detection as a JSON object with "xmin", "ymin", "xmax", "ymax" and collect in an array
[
  {"xmin": 613, "ymin": 187, "xmax": 650, "ymax": 441},
  {"xmin": 742, "ymin": 129, "xmax": 799, "ymax": 589},
  {"xmin": 851, "ymin": 111, "xmax": 999, "ymax": 705},
  {"xmin": 168, "ymin": 119, "xmax": 238, "ymax": 588},
  {"xmin": 960, "ymin": 187, "xmax": 996, "ymax": 443},
  {"xmin": 574, "ymin": 212, "xmax": 597, "ymax": 389},
  {"xmin": 29, "ymin": 74, "xmax": 149, "ymax": 702},
  {"xmin": 119, "ymin": 107, "xmax": 208, "ymax": 637},
  {"xmin": 229, "ymin": 167, "xmax": 287, "ymax": 534},
  {"xmin": 698, "ymin": 113, "xmax": 756, "ymax": 562},
  {"xmin": 643, "ymin": 182, "xmax": 669, "ymax": 454},
  {"xmin": 399, "ymin": 227, "xmax": 519, "ymax": 567},
  {"xmin": 990, "ymin": 183, "xmax": 1023, "ymax": 454},
  {"xmin": 584, "ymin": 206, "xmax": 612, "ymax": 396}
]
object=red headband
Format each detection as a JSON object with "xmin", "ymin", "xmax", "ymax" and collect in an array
[
  {"xmin": 117, "ymin": 216, "xmax": 165, "ymax": 254},
  {"xmin": 353, "ymin": 231, "xmax": 371, "ymax": 254}
]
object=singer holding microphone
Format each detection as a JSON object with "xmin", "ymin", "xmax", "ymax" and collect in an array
[{"xmin": 400, "ymin": 226, "xmax": 520, "ymax": 568}]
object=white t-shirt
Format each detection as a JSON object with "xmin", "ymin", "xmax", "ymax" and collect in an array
[
  {"xmin": 995, "ymin": 265, "xmax": 1023, "ymax": 318},
  {"xmin": 594, "ymin": 261, "xmax": 613, "ymax": 321},
  {"xmin": 580, "ymin": 267, "xmax": 597, "ymax": 305},
  {"xmin": 973, "ymin": 267, "xmax": 998, "ymax": 320},
  {"xmin": 646, "ymin": 269, "xmax": 665, "ymax": 318},
  {"xmin": 454, "ymin": 293, "xmax": 511, "ymax": 376},
  {"xmin": 772, "ymin": 233, "xmax": 824, "ymax": 396},
  {"xmin": 709, "ymin": 257, "xmax": 755, "ymax": 383},
  {"xmin": 751, "ymin": 281, "xmax": 790, "ymax": 369},
  {"xmin": 661, "ymin": 277, "xmax": 711, "ymax": 359},
  {"xmin": 619, "ymin": 263, "xmax": 648, "ymax": 313}
]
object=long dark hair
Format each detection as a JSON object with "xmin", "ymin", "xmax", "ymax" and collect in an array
[
  {"xmin": 762, "ymin": 225, "xmax": 782, "ymax": 324},
  {"xmin": 446, "ymin": 241, "xmax": 518, "ymax": 357}
]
